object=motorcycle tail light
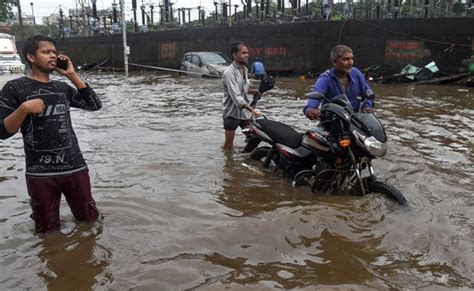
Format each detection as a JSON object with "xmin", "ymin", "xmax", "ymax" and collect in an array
[
  {"xmin": 276, "ymin": 146, "xmax": 289, "ymax": 158},
  {"xmin": 307, "ymin": 131, "xmax": 317, "ymax": 140},
  {"xmin": 338, "ymin": 138, "xmax": 351, "ymax": 147}
]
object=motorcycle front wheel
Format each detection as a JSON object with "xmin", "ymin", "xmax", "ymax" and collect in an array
[{"xmin": 368, "ymin": 180, "xmax": 408, "ymax": 206}]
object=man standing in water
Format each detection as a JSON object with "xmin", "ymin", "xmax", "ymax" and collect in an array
[
  {"xmin": 304, "ymin": 44, "xmax": 375, "ymax": 120},
  {"xmin": 250, "ymin": 57, "xmax": 266, "ymax": 80},
  {"xmin": 0, "ymin": 35, "xmax": 102, "ymax": 233},
  {"xmin": 222, "ymin": 41, "xmax": 261, "ymax": 150}
]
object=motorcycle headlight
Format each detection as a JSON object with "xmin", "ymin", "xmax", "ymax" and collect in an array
[{"xmin": 364, "ymin": 136, "xmax": 387, "ymax": 157}]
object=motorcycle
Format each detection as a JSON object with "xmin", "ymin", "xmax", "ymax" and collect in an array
[{"xmin": 244, "ymin": 93, "xmax": 408, "ymax": 205}]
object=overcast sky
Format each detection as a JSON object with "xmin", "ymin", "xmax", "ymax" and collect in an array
[{"xmin": 21, "ymin": 0, "xmax": 222, "ymax": 24}]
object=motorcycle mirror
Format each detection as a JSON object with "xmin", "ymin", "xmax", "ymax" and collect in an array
[
  {"xmin": 305, "ymin": 92, "xmax": 331, "ymax": 103},
  {"xmin": 258, "ymin": 76, "xmax": 276, "ymax": 93}
]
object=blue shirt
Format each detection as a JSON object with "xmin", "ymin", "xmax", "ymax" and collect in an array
[
  {"xmin": 250, "ymin": 61, "xmax": 266, "ymax": 75},
  {"xmin": 304, "ymin": 67, "xmax": 374, "ymax": 115}
]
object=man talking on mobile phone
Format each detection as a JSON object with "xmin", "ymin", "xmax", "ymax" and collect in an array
[{"xmin": 0, "ymin": 35, "xmax": 102, "ymax": 233}]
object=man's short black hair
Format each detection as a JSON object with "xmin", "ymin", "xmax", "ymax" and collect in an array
[
  {"xmin": 230, "ymin": 41, "xmax": 247, "ymax": 56},
  {"xmin": 22, "ymin": 35, "xmax": 56, "ymax": 66}
]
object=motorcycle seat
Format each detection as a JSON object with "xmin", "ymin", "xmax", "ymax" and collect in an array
[{"xmin": 255, "ymin": 119, "xmax": 303, "ymax": 148}]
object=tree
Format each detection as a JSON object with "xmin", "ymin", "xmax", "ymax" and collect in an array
[
  {"xmin": 10, "ymin": 23, "xmax": 61, "ymax": 40},
  {"xmin": 0, "ymin": 0, "xmax": 16, "ymax": 22}
]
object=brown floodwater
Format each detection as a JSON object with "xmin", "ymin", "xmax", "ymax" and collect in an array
[{"xmin": 0, "ymin": 72, "xmax": 472, "ymax": 289}]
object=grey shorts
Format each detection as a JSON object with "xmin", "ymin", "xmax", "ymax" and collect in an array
[{"xmin": 223, "ymin": 116, "xmax": 249, "ymax": 130}]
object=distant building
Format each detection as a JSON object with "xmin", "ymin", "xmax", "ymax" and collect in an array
[
  {"xmin": 21, "ymin": 15, "xmax": 35, "ymax": 25},
  {"xmin": 42, "ymin": 14, "xmax": 61, "ymax": 26},
  {"xmin": 68, "ymin": 7, "xmax": 92, "ymax": 17},
  {"xmin": 10, "ymin": 12, "xmax": 35, "ymax": 25}
]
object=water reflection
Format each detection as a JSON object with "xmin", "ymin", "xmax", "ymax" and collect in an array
[
  {"xmin": 36, "ymin": 223, "xmax": 112, "ymax": 290},
  {"xmin": 1, "ymin": 73, "xmax": 473, "ymax": 289},
  {"xmin": 212, "ymin": 151, "xmax": 404, "ymax": 288},
  {"xmin": 218, "ymin": 151, "xmax": 310, "ymax": 217}
]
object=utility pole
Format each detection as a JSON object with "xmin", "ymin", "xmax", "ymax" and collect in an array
[
  {"xmin": 201, "ymin": 9, "xmax": 205, "ymax": 27},
  {"xmin": 141, "ymin": 3, "xmax": 146, "ymax": 25},
  {"xmin": 17, "ymin": 0, "xmax": 25, "ymax": 41},
  {"xmin": 186, "ymin": 8, "xmax": 191, "ymax": 23},
  {"xmin": 120, "ymin": 0, "xmax": 129, "ymax": 76},
  {"xmin": 164, "ymin": 0, "xmax": 170, "ymax": 22},
  {"xmin": 59, "ymin": 5, "xmax": 64, "ymax": 38},
  {"xmin": 76, "ymin": 0, "xmax": 88, "ymax": 36},
  {"xmin": 229, "ymin": 0, "xmax": 232, "ymax": 26},
  {"xmin": 170, "ymin": 3, "xmax": 174, "ymax": 22},
  {"xmin": 159, "ymin": 5, "xmax": 164, "ymax": 25},
  {"xmin": 91, "ymin": 0, "xmax": 98, "ymax": 33},
  {"xmin": 247, "ymin": 0, "xmax": 252, "ymax": 19},
  {"xmin": 30, "ymin": 2, "xmax": 37, "ymax": 34},
  {"xmin": 46, "ymin": 18, "xmax": 51, "ymax": 36},
  {"xmin": 197, "ymin": 6, "xmax": 201, "ymax": 23},
  {"xmin": 150, "ymin": 5, "xmax": 154, "ymax": 24},
  {"xmin": 112, "ymin": 0, "xmax": 118, "ymax": 23},
  {"xmin": 256, "ymin": 0, "xmax": 260, "ymax": 20},
  {"xmin": 234, "ymin": 4, "xmax": 238, "ymax": 22},
  {"xmin": 132, "ymin": 0, "xmax": 138, "ymax": 32},
  {"xmin": 265, "ymin": 0, "xmax": 268, "ymax": 19}
]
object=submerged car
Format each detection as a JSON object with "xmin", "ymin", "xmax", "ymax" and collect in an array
[
  {"xmin": 180, "ymin": 52, "xmax": 232, "ymax": 77},
  {"xmin": 0, "ymin": 33, "xmax": 25, "ymax": 74}
]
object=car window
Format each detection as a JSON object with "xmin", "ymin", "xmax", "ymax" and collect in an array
[
  {"xmin": 200, "ymin": 53, "xmax": 231, "ymax": 65},
  {"xmin": 184, "ymin": 54, "xmax": 192, "ymax": 62},
  {"xmin": 191, "ymin": 55, "xmax": 201, "ymax": 66}
]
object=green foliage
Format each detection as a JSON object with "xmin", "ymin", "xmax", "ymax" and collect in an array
[
  {"xmin": 10, "ymin": 23, "xmax": 62, "ymax": 40},
  {"xmin": 0, "ymin": 0, "xmax": 16, "ymax": 22}
]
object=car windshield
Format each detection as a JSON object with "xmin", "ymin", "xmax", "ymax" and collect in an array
[
  {"xmin": 0, "ymin": 38, "xmax": 16, "ymax": 54},
  {"xmin": 200, "ymin": 53, "xmax": 231, "ymax": 65}
]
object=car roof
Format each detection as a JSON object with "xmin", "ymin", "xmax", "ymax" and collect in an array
[{"xmin": 184, "ymin": 51, "xmax": 225, "ymax": 55}]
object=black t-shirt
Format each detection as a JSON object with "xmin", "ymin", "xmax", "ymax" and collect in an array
[{"xmin": 0, "ymin": 77, "xmax": 101, "ymax": 177}]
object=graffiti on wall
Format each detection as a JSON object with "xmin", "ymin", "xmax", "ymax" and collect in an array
[
  {"xmin": 160, "ymin": 42, "xmax": 176, "ymax": 59},
  {"xmin": 249, "ymin": 47, "xmax": 288, "ymax": 58},
  {"xmin": 385, "ymin": 40, "xmax": 424, "ymax": 65}
]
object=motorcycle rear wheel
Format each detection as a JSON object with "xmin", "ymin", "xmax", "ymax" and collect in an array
[
  {"xmin": 243, "ymin": 135, "xmax": 262, "ymax": 153},
  {"xmin": 250, "ymin": 146, "xmax": 279, "ymax": 169},
  {"xmin": 368, "ymin": 180, "xmax": 408, "ymax": 206}
]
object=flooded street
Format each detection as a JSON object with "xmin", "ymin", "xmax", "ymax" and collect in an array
[{"xmin": 0, "ymin": 72, "xmax": 472, "ymax": 289}]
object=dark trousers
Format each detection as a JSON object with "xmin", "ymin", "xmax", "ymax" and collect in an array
[{"xmin": 26, "ymin": 169, "xmax": 99, "ymax": 233}]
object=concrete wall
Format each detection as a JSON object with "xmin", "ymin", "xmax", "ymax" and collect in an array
[{"xmin": 47, "ymin": 17, "xmax": 474, "ymax": 75}]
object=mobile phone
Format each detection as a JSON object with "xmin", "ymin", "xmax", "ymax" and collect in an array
[{"xmin": 56, "ymin": 58, "xmax": 69, "ymax": 70}]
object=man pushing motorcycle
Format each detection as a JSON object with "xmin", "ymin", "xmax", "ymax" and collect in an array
[
  {"xmin": 222, "ymin": 41, "xmax": 262, "ymax": 150},
  {"xmin": 304, "ymin": 45, "xmax": 375, "ymax": 119},
  {"xmin": 244, "ymin": 44, "xmax": 407, "ymax": 205}
]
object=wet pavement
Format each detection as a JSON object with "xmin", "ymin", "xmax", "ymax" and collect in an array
[{"xmin": 0, "ymin": 72, "xmax": 473, "ymax": 289}]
